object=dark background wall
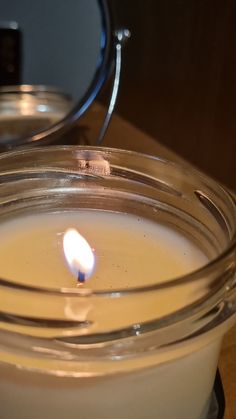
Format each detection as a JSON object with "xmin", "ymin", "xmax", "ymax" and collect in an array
[{"xmin": 101, "ymin": 0, "xmax": 236, "ymax": 191}]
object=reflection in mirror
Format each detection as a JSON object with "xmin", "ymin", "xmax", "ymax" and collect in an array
[{"xmin": 0, "ymin": 0, "xmax": 105, "ymax": 144}]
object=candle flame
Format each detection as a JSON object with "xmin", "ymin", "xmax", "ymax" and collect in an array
[{"xmin": 63, "ymin": 228, "xmax": 95, "ymax": 283}]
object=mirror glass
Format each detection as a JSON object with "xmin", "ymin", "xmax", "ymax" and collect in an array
[{"xmin": 0, "ymin": 0, "xmax": 105, "ymax": 143}]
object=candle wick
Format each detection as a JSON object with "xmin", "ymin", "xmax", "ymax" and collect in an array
[{"xmin": 78, "ymin": 271, "xmax": 86, "ymax": 284}]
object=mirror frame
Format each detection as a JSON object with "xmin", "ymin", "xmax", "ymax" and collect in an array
[{"xmin": 2, "ymin": 0, "xmax": 114, "ymax": 147}]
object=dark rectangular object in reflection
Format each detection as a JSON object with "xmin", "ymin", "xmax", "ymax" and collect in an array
[{"xmin": 0, "ymin": 24, "xmax": 21, "ymax": 85}]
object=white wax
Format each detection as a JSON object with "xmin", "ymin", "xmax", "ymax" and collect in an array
[
  {"xmin": 0, "ymin": 210, "xmax": 222, "ymax": 419},
  {"xmin": 0, "ymin": 210, "xmax": 207, "ymax": 289},
  {"xmin": 0, "ymin": 338, "xmax": 221, "ymax": 419}
]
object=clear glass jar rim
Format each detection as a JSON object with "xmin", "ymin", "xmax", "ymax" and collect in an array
[{"xmin": 0, "ymin": 144, "xmax": 235, "ymax": 298}]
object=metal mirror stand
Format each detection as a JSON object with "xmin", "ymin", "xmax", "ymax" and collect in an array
[{"xmin": 96, "ymin": 28, "xmax": 130, "ymax": 145}]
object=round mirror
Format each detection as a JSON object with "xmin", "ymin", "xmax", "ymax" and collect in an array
[{"xmin": 0, "ymin": 0, "xmax": 112, "ymax": 148}]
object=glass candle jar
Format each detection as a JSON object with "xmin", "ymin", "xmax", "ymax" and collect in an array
[
  {"xmin": 0, "ymin": 146, "xmax": 235, "ymax": 419},
  {"xmin": 0, "ymin": 85, "xmax": 73, "ymax": 150}
]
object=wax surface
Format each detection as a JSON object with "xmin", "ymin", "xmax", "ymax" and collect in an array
[
  {"xmin": 0, "ymin": 210, "xmax": 224, "ymax": 419},
  {"xmin": 0, "ymin": 210, "xmax": 207, "ymax": 289},
  {"xmin": 0, "ymin": 338, "xmax": 221, "ymax": 419}
]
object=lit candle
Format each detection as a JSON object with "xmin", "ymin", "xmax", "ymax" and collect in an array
[
  {"xmin": 0, "ymin": 210, "xmax": 221, "ymax": 419},
  {"xmin": 0, "ymin": 146, "xmax": 235, "ymax": 419}
]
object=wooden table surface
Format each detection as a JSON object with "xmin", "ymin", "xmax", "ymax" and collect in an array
[{"xmin": 79, "ymin": 103, "xmax": 236, "ymax": 419}]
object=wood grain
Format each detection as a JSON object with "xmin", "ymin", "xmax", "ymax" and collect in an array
[{"xmin": 101, "ymin": 0, "xmax": 236, "ymax": 191}]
